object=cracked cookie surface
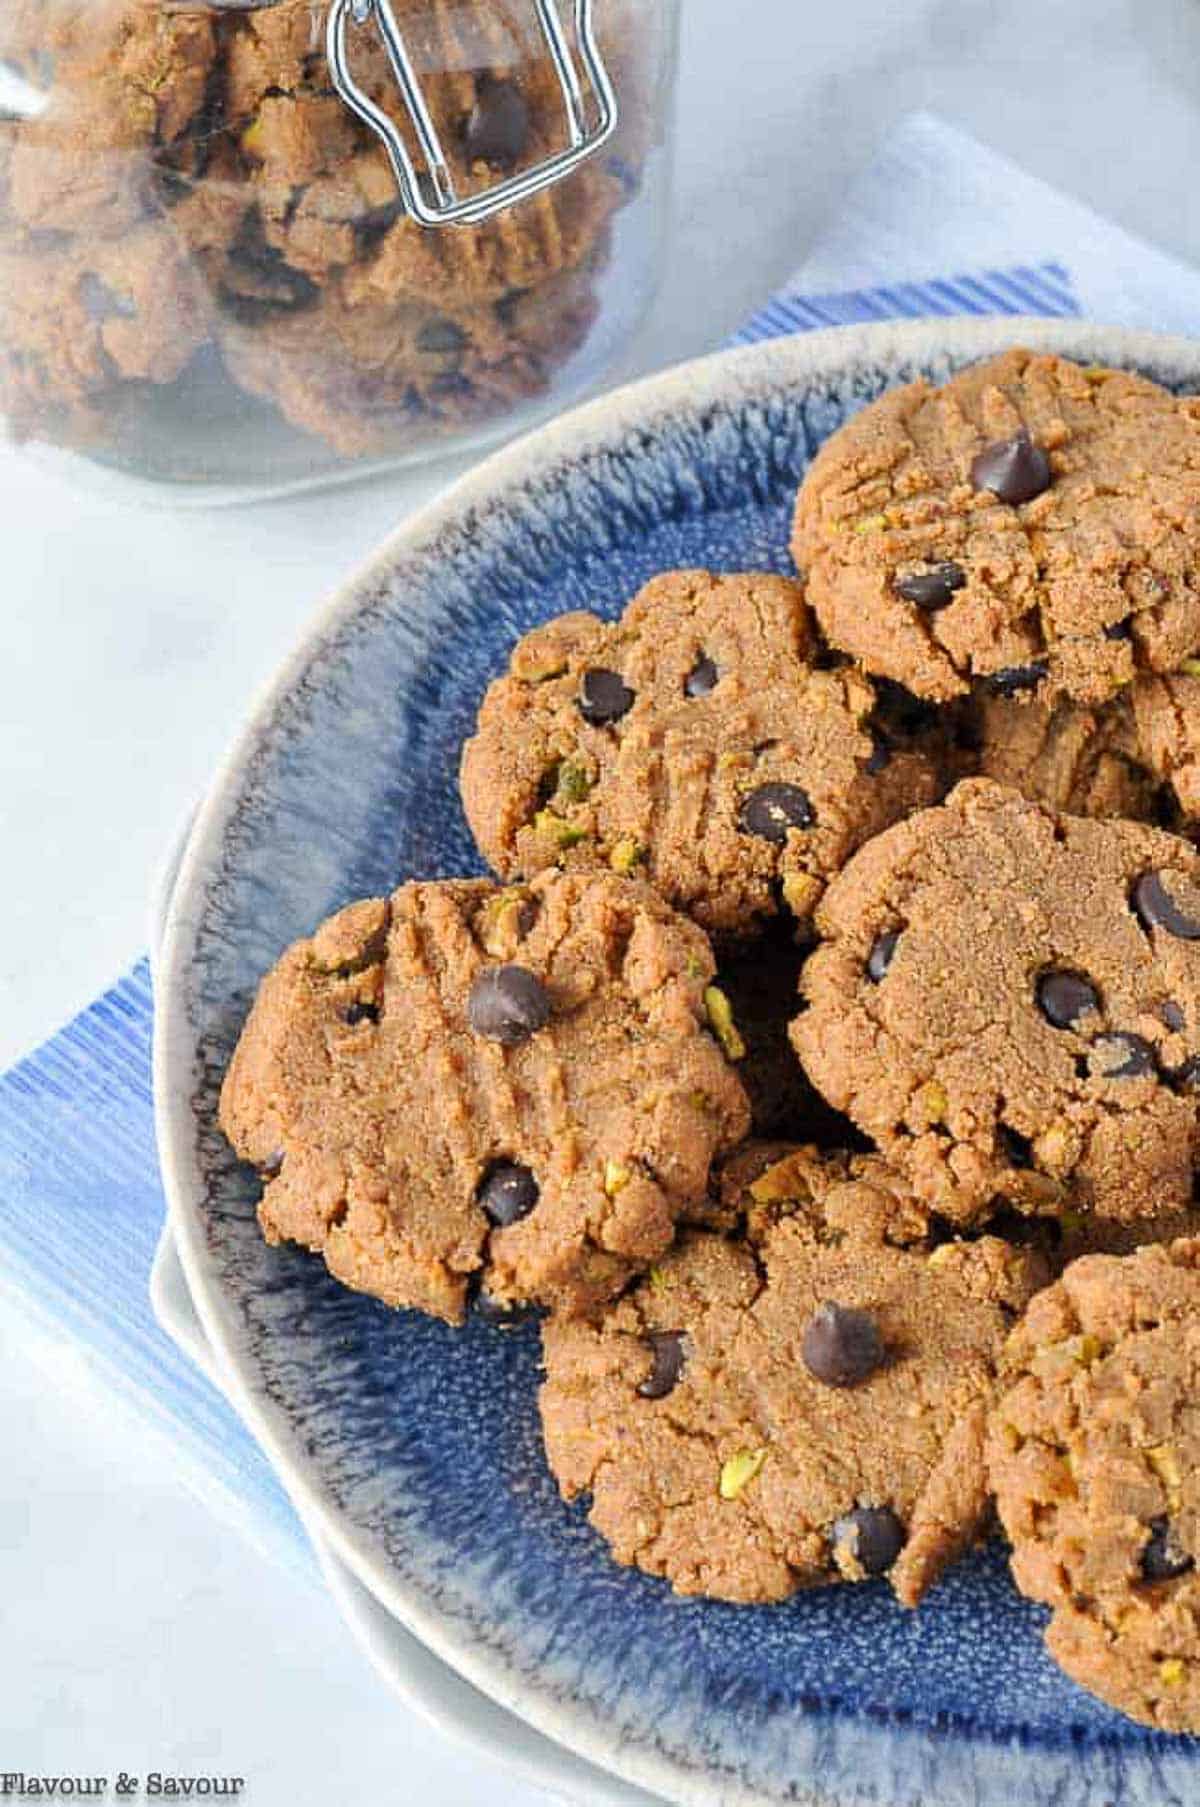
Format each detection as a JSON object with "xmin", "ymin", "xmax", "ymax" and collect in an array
[
  {"xmin": 791, "ymin": 351, "xmax": 1200, "ymax": 705},
  {"xmin": 539, "ymin": 1143, "xmax": 1045, "ymax": 1607},
  {"xmin": 219, "ymin": 871, "xmax": 749, "ymax": 1324},
  {"xmin": 460, "ymin": 570, "xmax": 942, "ymax": 939},
  {"xmin": 988, "ymin": 1240, "xmax": 1200, "ymax": 1732},
  {"xmin": 792, "ymin": 779, "xmax": 1200, "ymax": 1224}
]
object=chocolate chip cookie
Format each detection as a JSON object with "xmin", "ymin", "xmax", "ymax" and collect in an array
[
  {"xmin": 539, "ymin": 1143, "xmax": 1045, "ymax": 1607},
  {"xmin": 221, "ymin": 0, "xmax": 623, "ymax": 304},
  {"xmin": 218, "ymin": 254, "xmax": 600, "ymax": 458},
  {"xmin": 792, "ymin": 352, "xmax": 1200, "ymax": 705},
  {"xmin": 988, "ymin": 1240, "xmax": 1200, "ymax": 1732},
  {"xmin": 460, "ymin": 570, "xmax": 942, "ymax": 939},
  {"xmin": 0, "ymin": 0, "xmax": 639, "ymax": 459},
  {"xmin": 0, "ymin": 1, "xmax": 219, "ymax": 439},
  {"xmin": 793, "ymin": 778, "xmax": 1200, "ymax": 1224},
  {"xmin": 0, "ymin": 225, "xmax": 212, "ymax": 445},
  {"xmin": 219, "ymin": 871, "xmax": 750, "ymax": 1324}
]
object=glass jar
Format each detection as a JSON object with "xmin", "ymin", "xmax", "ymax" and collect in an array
[{"xmin": 0, "ymin": 0, "xmax": 678, "ymax": 497}]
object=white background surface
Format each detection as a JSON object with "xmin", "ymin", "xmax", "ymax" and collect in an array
[{"xmin": 4, "ymin": 0, "xmax": 1200, "ymax": 1800}]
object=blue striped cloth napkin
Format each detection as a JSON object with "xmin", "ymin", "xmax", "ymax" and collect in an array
[{"xmin": 4, "ymin": 112, "xmax": 1200, "ymax": 1576}]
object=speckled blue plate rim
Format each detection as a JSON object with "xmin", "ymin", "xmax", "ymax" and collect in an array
[{"xmin": 155, "ymin": 316, "xmax": 1200, "ymax": 1807}]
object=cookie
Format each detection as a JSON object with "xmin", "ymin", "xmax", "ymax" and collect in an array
[
  {"xmin": 460, "ymin": 570, "xmax": 942, "ymax": 939},
  {"xmin": 6, "ymin": 1, "xmax": 217, "ymax": 238},
  {"xmin": 0, "ymin": 222, "xmax": 212, "ymax": 443},
  {"xmin": 217, "ymin": 257, "xmax": 598, "ymax": 457},
  {"xmin": 219, "ymin": 0, "xmax": 623, "ymax": 304},
  {"xmin": 539, "ymin": 1143, "xmax": 1046, "ymax": 1607},
  {"xmin": 988, "ymin": 1240, "xmax": 1200, "ymax": 1732},
  {"xmin": 974, "ymin": 692, "xmax": 1160, "ymax": 823},
  {"xmin": 792, "ymin": 351, "xmax": 1200, "ymax": 705},
  {"xmin": 792, "ymin": 778, "xmax": 1200, "ymax": 1224},
  {"xmin": 0, "ymin": 1, "xmax": 219, "ymax": 439},
  {"xmin": 219, "ymin": 871, "xmax": 750, "ymax": 1324},
  {"xmin": 1, "ymin": 0, "xmax": 636, "ymax": 457}
]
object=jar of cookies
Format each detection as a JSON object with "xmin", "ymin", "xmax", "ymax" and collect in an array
[{"xmin": 0, "ymin": 0, "xmax": 678, "ymax": 496}]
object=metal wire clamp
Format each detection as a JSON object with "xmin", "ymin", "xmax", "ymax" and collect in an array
[{"xmin": 326, "ymin": 0, "xmax": 618, "ymax": 228}]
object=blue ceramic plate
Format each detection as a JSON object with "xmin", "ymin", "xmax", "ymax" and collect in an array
[{"xmin": 156, "ymin": 317, "xmax": 1200, "ymax": 1807}]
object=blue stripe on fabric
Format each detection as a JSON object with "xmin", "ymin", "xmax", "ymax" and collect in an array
[
  {"xmin": 0, "ymin": 961, "xmax": 308, "ymax": 1572},
  {"xmin": 731, "ymin": 259, "xmax": 1082, "ymax": 345}
]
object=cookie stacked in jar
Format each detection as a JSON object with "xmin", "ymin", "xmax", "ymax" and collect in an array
[{"xmin": 0, "ymin": 0, "xmax": 676, "ymax": 489}]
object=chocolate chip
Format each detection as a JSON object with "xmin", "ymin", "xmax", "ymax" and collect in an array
[
  {"xmin": 969, "ymin": 429, "xmax": 1052, "ymax": 505},
  {"xmin": 1104, "ymin": 618, "xmax": 1133, "ymax": 642},
  {"xmin": 1170, "ymin": 1055, "xmax": 1200, "ymax": 1092},
  {"xmin": 1090, "ymin": 1033, "xmax": 1157, "ymax": 1080},
  {"xmin": 1036, "ymin": 969, "xmax": 1101, "ymax": 1030},
  {"xmin": 867, "ymin": 928, "xmax": 900, "ymax": 983},
  {"xmin": 737, "ymin": 782, "xmax": 814, "ymax": 843},
  {"xmin": 1132, "ymin": 871, "xmax": 1200, "ymax": 940},
  {"xmin": 1162, "ymin": 1000, "xmax": 1187, "ymax": 1032},
  {"xmin": 417, "ymin": 318, "xmax": 467, "ymax": 352},
  {"xmin": 467, "ymin": 965, "xmax": 551, "ymax": 1044},
  {"xmin": 636, "ymin": 1330, "xmax": 686, "ymax": 1399},
  {"xmin": 685, "ymin": 654, "xmax": 719, "ymax": 699},
  {"xmin": 802, "ymin": 1302, "xmax": 885, "ymax": 1388},
  {"xmin": 1141, "ymin": 1516, "xmax": 1194, "ymax": 1583},
  {"xmin": 477, "ymin": 1161, "xmax": 540, "ymax": 1226},
  {"xmin": 998, "ymin": 1123, "xmax": 1034, "ymax": 1169},
  {"xmin": 353, "ymin": 197, "xmax": 403, "ymax": 256},
  {"xmin": 225, "ymin": 211, "xmax": 319, "ymax": 316},
  {"xmin": 344, "ymin": 999, "xmax": 379, "ymax": 1026},
  {"xmin": 578, "ymin": 667, "xmax": 635, "ymax": 725},
  {"xmin": 832, "ymin": 1506, "xmax": 906, "ymax": 1576},
  {"xmin": 986, "ymin": 662, "xmax": 1049, "ymax": 696},
  {"xmin": 463, "ymin": 75, "xmax": 531, "ymax": 168},
  {"xmin": 416, "ymin": 317, "xmax": 467, "ymax": 370},
  {"xmin": 894, "ymin": 561, "xmax": 966, "ymax": 612}
]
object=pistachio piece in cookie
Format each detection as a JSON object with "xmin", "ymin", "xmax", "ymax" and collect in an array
[
  {"xmin": 460, "ymin": 569, "xmax": 942, "ymax": 938},
  {"xmin": 219, "ymin": 871, "xmax": 750, "ymax": 1324}
]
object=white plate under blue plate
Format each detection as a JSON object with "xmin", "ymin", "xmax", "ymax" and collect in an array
[{"xmin": 155, "ymin": 316, "xmax": 1200, "ymax": 1807}]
